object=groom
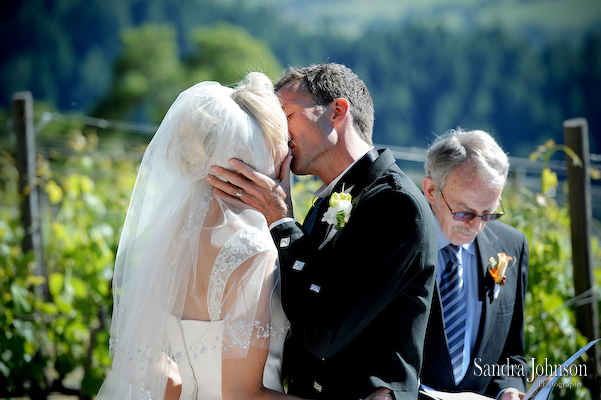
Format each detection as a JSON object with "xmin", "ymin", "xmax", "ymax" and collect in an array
[{"xmin": 207, "ymin": 63, "xmax": 437, "ymax": 399}]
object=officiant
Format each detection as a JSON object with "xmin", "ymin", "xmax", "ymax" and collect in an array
[{"xmin": 419, "ymin": 129, "xmax": 529, "ymax": 399}]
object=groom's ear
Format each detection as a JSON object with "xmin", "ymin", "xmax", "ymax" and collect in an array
[{"xmin": 331, "ymin": 98, "xmax": 349, "ymax": 127}]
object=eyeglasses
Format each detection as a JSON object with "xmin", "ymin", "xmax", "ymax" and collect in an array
[{"xmin": 440, "ymin": 191, "xmax": 504, "ymax": 222}]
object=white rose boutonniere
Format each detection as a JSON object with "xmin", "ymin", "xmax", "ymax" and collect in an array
[
  {"xmin": 318, "ymin": 190, "xmax": 353, "ymax": 249},
  {"xmin": 322, "ymin": 191, "xmax": 353, "ymax": 230}
]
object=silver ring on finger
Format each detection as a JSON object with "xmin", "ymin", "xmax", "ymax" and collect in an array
[{"xmin": 235, "ymin": 188, "xmax": 243, "ymax": 199}]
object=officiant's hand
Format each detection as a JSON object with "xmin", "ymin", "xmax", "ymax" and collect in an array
[
  {"xmin": 206, "ymin": 154, "xmax": 294, "ymax": 225},
  {"xmin": 363, "ymin": 388, "xmax": 394, "ymax": 400},
  {"xmin": 499, "ymin": 388, "xmax": 525, "ymax": 400}
]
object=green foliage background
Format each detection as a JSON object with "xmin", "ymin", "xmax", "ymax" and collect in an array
[
  {"xmin": 0, "ymin": 131, "xmax": 142, "ymax": 398},
  {"xmin": 503, "ymin": 145, "xmax": 601, "ymax": 399},
  {"xmin": 1, "ymin": 1, "xmax": 601, "ymax": 398},
  {"xmin": 2, "ymin": 127, "xmax": 600, "ymax": 399},
  {"xmin": 92, "ymin": 22, "xmax": 283, "ymax": 124},
  {"xmin": 1, "ymin": 0, "xmax": 600, "ymax": 156}
]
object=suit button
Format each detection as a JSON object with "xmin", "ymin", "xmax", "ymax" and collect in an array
[
  {"xmin": 313, "ymin": 381, "xmax": 323, "ymax": 392},
  {"xmin": 292, "ymin": 260, "xmax": 305, "ymax": 271}
]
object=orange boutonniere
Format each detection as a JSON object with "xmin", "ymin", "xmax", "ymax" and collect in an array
[{"xmin": 488, "ymin": 253, "xmax": 514, "ymax": 299}]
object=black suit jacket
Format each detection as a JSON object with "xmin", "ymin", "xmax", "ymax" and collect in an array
[
  {"xmin": 272, "ymin": 149, "xmax": 438, "ymax": 400},
  {"xmin": 421, "ymin": 220, "xmax": 529, "ymax": 397}
]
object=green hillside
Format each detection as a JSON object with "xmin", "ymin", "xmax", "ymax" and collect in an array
[
  {"xmin": 255, "ymin": 0, "xmax": 601, "ymax": 41},
  {"xmin": 1, "ymin": 0, "xmax": 600, "ymax": 156}
]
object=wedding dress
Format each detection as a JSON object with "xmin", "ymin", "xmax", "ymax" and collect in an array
[
  {"xmin": 164, "ymin": 211, "xmax": 290, "ymax": 399},
  {"xmin": 96, "ymin": 76, "xmax": 290, "ymax": 399},
  {"xmin": 167, "ymin": 263, "xmax": 289, "ymax": 399}
]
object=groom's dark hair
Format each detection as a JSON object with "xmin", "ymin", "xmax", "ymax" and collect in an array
[{"xmin": 275, "ymin": 63, "xmax": 374, "ymax": 145}]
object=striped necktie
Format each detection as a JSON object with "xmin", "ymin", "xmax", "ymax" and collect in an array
[{"xmin": 440, "ymin": 244, "xmax": 466, "ymax": 385}]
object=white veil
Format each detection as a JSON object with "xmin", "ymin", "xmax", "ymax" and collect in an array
[{"xmin": 97, "ymin": 74, "xmax": 289, "ymax": 399}]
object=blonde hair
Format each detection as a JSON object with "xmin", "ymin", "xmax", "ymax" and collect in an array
[
  {"xmin": 231, "ymin": 72, "xmax": 288, "ymax": 160},
  {"xmin": 170, "ymin": 72, "xmax": 287, "ymax": 177}
]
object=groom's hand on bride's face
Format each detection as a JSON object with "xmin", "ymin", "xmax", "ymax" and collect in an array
[{"xmin": 206, "ymin": 157, "xmax": 293, "ymax": 226}]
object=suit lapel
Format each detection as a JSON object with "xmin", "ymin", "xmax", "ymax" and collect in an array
[
  {"xmin": 314, "ymin": 148, "xmax": 393, "ymax": 248},
  {"xmin": 333, "ymin": 147, "xmax": 389, "ymax": 198},
  {"xmin": 431, "ymin": 283, "xmax": 457, "ymax": 384},
  {"xmin": 303, "ymin": 147, "xmax": 382, "ymax": 231}
]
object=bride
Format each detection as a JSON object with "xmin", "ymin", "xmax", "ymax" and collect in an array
[{"xmin": 96, "ymin": 72, "xmax": 300, "ymax": 399}]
